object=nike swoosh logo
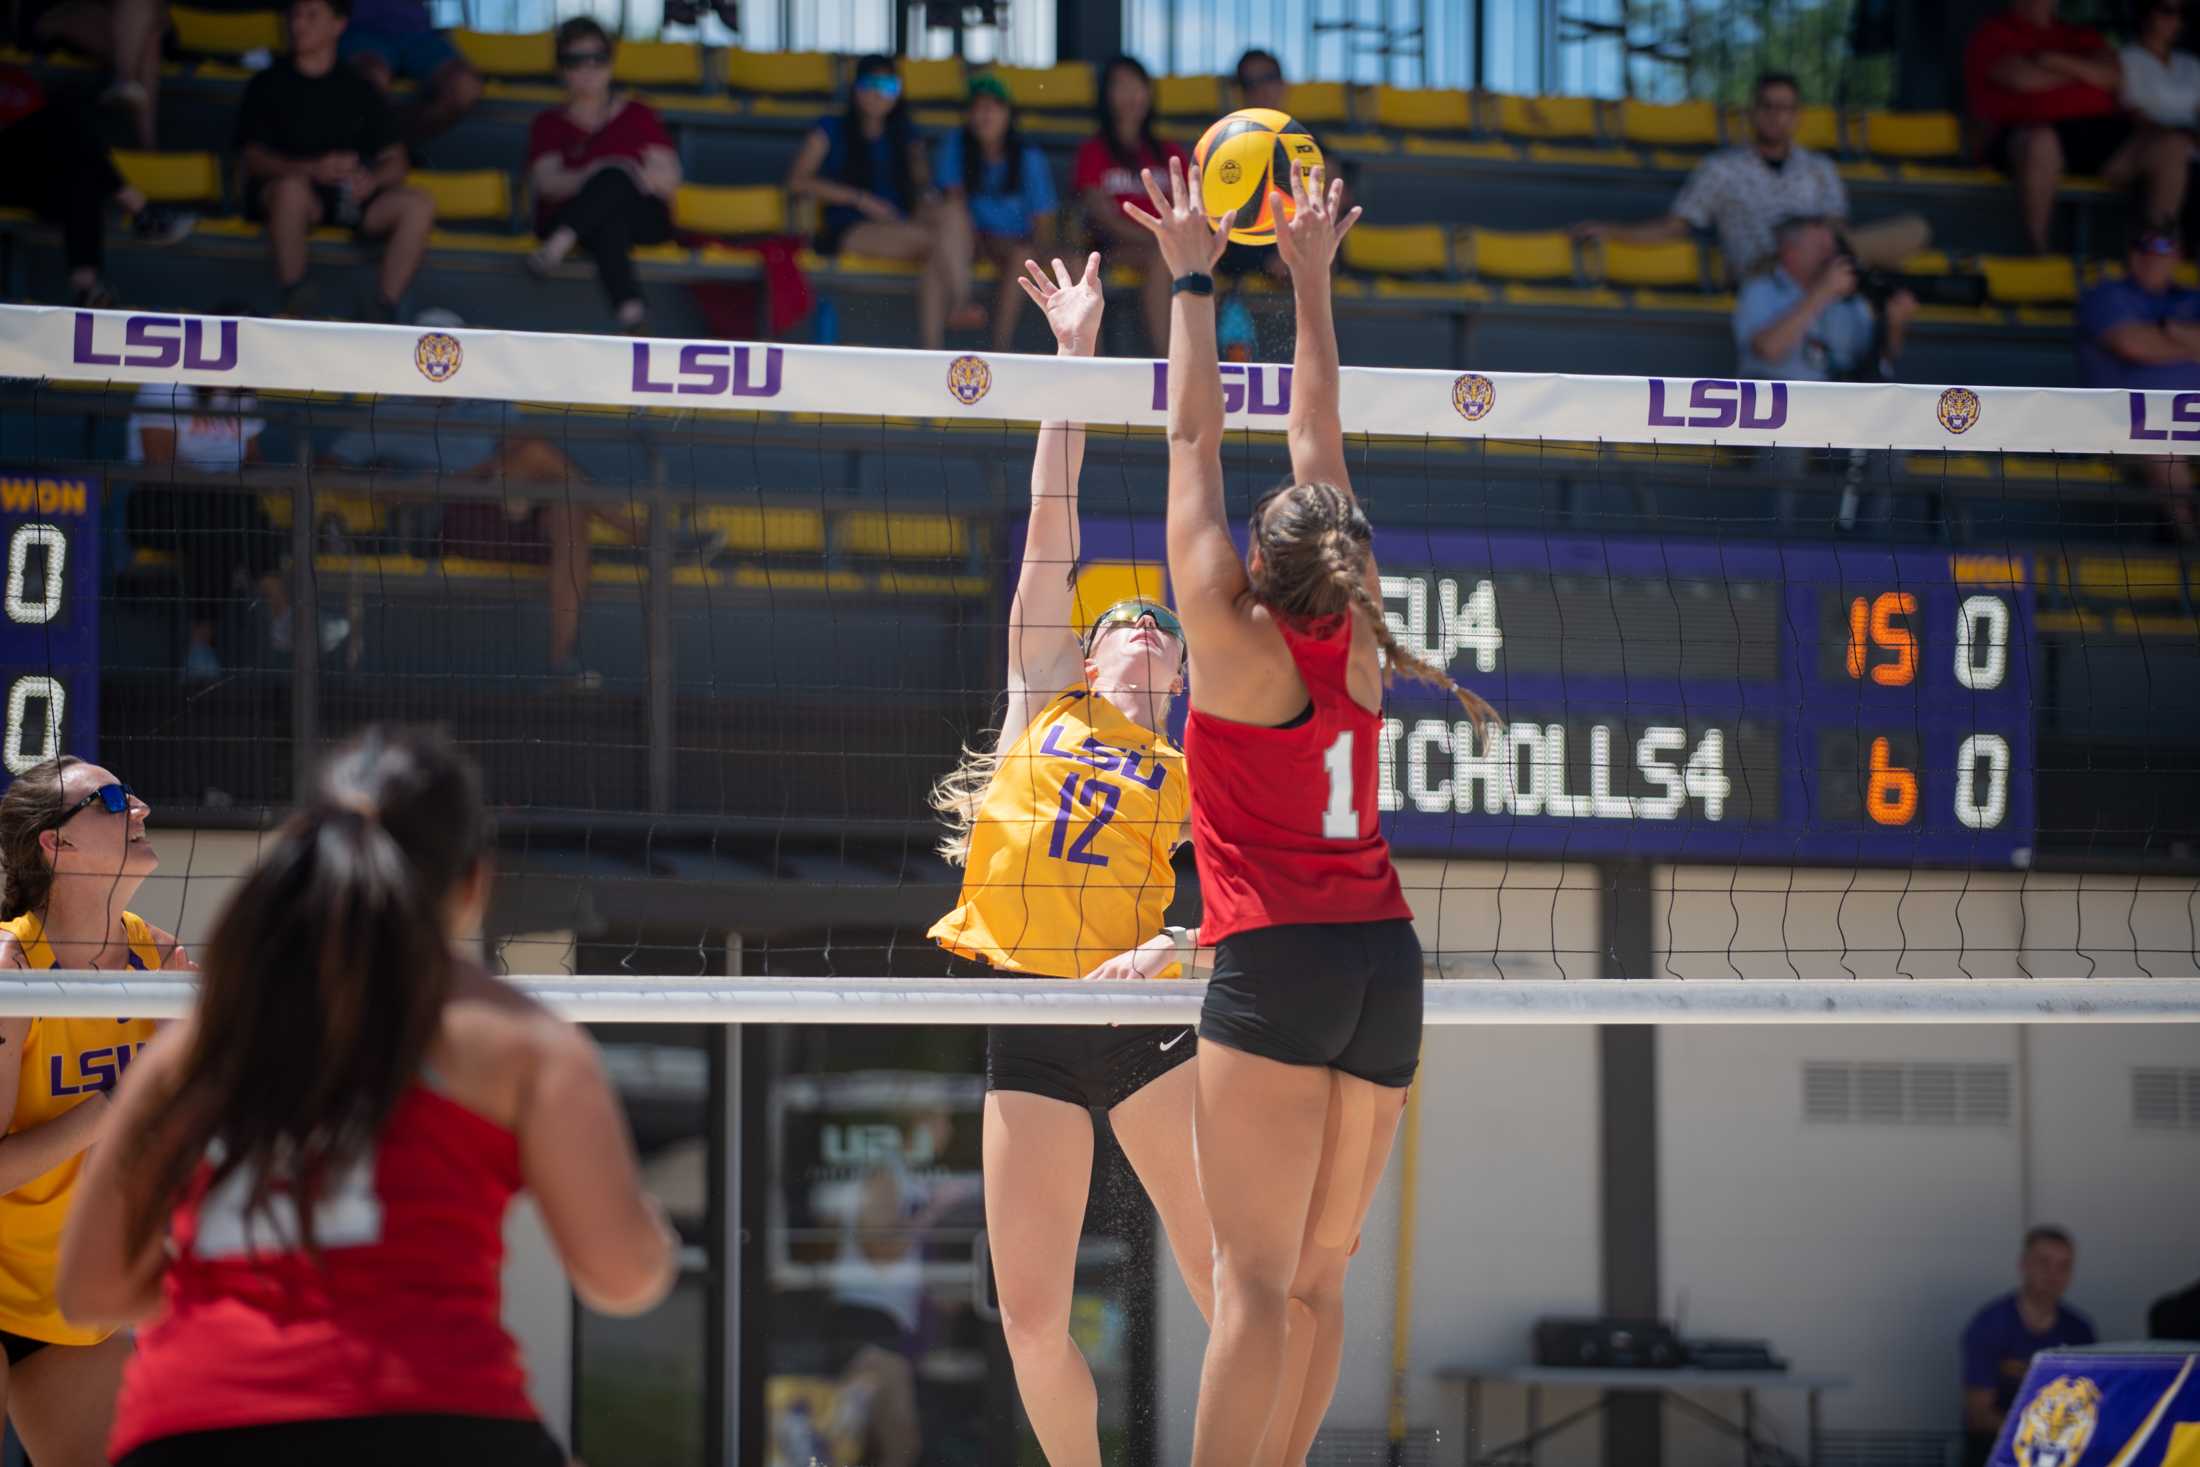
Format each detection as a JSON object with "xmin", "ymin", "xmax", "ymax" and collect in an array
[{"xmin": 1157, "ymin": 1030, "xmax": 1190, "ymax": 1052}]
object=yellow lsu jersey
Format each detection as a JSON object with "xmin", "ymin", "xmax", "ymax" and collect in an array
[
  {"xmin": 0, "ymin": 910, "xmax": 161, "ymax": 1345},
  {"xmin": 931, "ymin": 688, "xmax": 1188, "ymax": 978}
]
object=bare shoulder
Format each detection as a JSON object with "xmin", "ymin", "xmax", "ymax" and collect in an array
[
  {"xmin": 1188, "ymin": 601, "xmax": 1306, "ymax": 724},
  {"xmin": 432, "ymin": 966, "xmax": 588, "ymax": 1126}
]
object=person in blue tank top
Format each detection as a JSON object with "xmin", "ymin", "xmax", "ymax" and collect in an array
[
  {"xmin": 786, "ymin": 54, "xmax": 979, "ymax": 350},
  {"xmin": 933, "ymin": 73, "xmax": 1057, "ymax": 352}
]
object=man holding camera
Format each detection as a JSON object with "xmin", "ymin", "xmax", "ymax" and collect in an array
[
  {"xmin": 2077, "ymin": 223, "xmax": 2200, "ymax": 537},
  {"xmin": 1735, "ymin": 213, "xmax": 1918, "ymax": 382}
]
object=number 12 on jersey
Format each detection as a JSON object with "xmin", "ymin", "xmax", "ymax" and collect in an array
[{"xmin": 1049, "ymin": 774, "xmax": 1120, "ymax": 866}]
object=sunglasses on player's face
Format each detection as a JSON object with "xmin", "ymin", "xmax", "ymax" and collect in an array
[
  {"xmin": 47, "ymin": 783, "xmax": 136, "ymax": 829},
  {"xmin": 1084, "ymin": 600, "xmax": 1185, "ymax": 656}
]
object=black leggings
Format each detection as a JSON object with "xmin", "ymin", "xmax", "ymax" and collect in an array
[
  {"xmin": 116, "ymin": 1413, "xmax": 568, "ymax": 1467},
  {"xmin": 125, "ymin": 487, "xmax": 283, "ymax": 630},
  {"xmin": 0, "ymin": 102, "xmax": 125, "ymax": 273},
  {"xmin": 542, "ymin": 168, "xmax": 672, "ymax": 309}
]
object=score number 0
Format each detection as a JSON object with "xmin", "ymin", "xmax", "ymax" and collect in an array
[
  {"xmin": 3, "ymin": 522, "xmax": 71, "ymax": 777},
  {"xmin": 1844, "ymin": 591, "xmax": 2013, "ymax": 830}
]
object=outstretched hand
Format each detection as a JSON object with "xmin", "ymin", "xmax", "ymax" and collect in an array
[
  {"xmin": 1121, "ymin": 155, "xmax": 1230, "ymax": 279},
  {"xmin": 1018, "ymin": 252, "xmax": 1105, "ymax": 356},
  {"xmin": 1272, "ymin": 164, "xmax": 1361, "ymax": 279}
]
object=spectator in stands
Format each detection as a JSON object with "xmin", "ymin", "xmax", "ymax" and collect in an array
[
  {"xmin": 339, "ymin": 0, "xmax": 482, "ymax": 157},
  {"xmin": 1734, "ymin": 213, "xmax": 1916, "ymax": 382},
  {"xmin": 2120, "ymin": 0, "xmax": 2200, "ymax": 129},
  {"xmin": 236, "ymin": 0, "xmax": 437, "ymax": 322},
  {"xmin": 526, "ymin": 17, "xmax": 680, "ymax": 334},
  {"xmin": 1235, "ymin": 45, "xmax": 1288, "ymax": 112},
  {"xmin": 0, "ymin": 63, "xmax": 192, "ymax": 306},
  {"xmin": 1214, "ymin": 48, "xmax": 1289, "ymax": 360},
  {"xmin": 1960, "ymin": 1225, "xmax": 2097, "ymax": 1467},
  {"xmin": 788, "ymin": 53, "xmax": 978, "ymax": 352},
  {"xmin": 1966, "ymin": 0, "xmax": 2187, "ymax": 254},
  {"xmin": 2150, "ymin": 1273, "xmax": 2200, "ymax": 1339},
  {"xmin": 1074, "ymin": 54, "xmax": 1187, "ymax": 354},
  {"xmin": 1574, "ymin": 71, "xmax": 1930, "ymax": 281},
  {"xmin": 2076, "ymin": 223, "xmax": 2200, "ymax": 537},
  {"xmin": 933, "ymin": 73, "xmax": 1055, "ymax": 352},
  {"xmin": 23, "ymin": 0, "xmax": 163, "ymax": 147}
]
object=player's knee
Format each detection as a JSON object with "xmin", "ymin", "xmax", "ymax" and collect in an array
[
  {"xmin": 996, "ymin": 1292, "xmax": 1072, "ymax": 1356},
  {"xmin": 1214, "ymin": 1252, "xmax": 1293, "ymax": 1320},
  {"xmin": 263, "ymin": 175, "xmax": 314, "ymax": 215}
]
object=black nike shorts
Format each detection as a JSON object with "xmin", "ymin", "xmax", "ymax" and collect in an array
[
  {"xmin": 953, "ymin": 955, "xmax": 1196, "ymax": 1109},
  {"xmin": 1199, "ymin": 918, "xmax": 1423, "ymax": 1087},
  {"xmin": 116, "ymin": 1414, "xmax": 567, "ymax": 1467}
]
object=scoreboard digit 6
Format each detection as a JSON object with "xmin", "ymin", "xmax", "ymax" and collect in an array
[{"xmin": 0, "ymin": 472, "xmax": 100, "ymax": 787}]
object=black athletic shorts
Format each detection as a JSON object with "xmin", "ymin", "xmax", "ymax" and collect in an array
[
  {"xmin": 1199, "ymin": 919, "xmax": 1423, "ymax": 1088},
  {"xmin": 116, "ymin": 1414, "xmax": 567, "ymax": 1467},
  {"xmin": 0, "ymin": 1327, "xmax": 48, "ymax": 1366},
  {"xmin": 953, "ymin": 955, "xmax": 1196, "ymax": 1110},
  {"xmin": 1985, "ymin": 113, "xmax": 2134, "ymax": 176}
]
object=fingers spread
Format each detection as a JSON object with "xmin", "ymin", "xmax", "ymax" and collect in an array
[
  {"xmin": 1022, "ymin": 258, "xmax": 1051, "ymax": 294},
  {"xmin": 1051, "ymin": 255, "xmax": 1073, "ymax": 292},
  {"xmin": 1121, "ymin": 199, "xmax": 1164, "ymax": 233},
  {"xmin": 1139, "ymin": 166, "xmax": 1169, "ymax": 213},
  {"xmin": 1082, "ymin": 250, "xmax": 1101, "ymax": 286}
]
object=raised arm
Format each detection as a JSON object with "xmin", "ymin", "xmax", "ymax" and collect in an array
[
  {"xmin": 1273, "ymin": 165, "xmax": 1364, "ymax": 500},
  {"xmin": 1001, "ymin": 252, "xmax": 1106, "ymax": 740}
]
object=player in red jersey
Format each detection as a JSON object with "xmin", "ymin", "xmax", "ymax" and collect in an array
[
  {"xmin": 1126, "ymin": 159, "xmax": 1498, "ymax": 1467},
  {"xmin": 55, "ymin": 726, "xmax": 678, "ymax": 1467}
]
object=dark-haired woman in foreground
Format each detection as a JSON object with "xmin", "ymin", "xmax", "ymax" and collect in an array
[
  {"xmin": 0, "ymin": 758, "xmax": 187, "ymax": 1467},
  {"xmin": 1125, "ymin": 162, "xmax": 1498, "ymax": 1467},
  {"xmin": 58, "ymin": 726, "xmax": 678, "ymax": 1467}
]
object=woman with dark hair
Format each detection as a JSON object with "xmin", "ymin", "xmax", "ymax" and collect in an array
[
  {"xmin": 787, "ymin": 53, "xmax": 977, "ymax": 350},
  {"xmin": 1126, "ymin": 162, "xmax": 1497, "ymax": 1467},
  {"xmin": 0, "ymin": 756, "xmax": 187, "ymax": 1467},
  {"xmin": 525, "ymin": 16, "xmax": 682, "ymax": 332},
  {"xmin": 934, "ymin": 73, "xmax": 1058, "ymax": 351},
  {"xmin": 57, "ymin": 726, "xmax": 678, "ymax": 1467},
  {"xmin": 1072, "ymin": 55, "xmax": 1186, "ymax": 353}
]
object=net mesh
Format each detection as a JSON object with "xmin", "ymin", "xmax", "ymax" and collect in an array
[{"xmin": 1, "ymin": 306, "xmax": 2195, "ymax": 990}]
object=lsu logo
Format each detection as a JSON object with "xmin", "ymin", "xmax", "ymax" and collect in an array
[
  {"xmin": 946, "ymin": 354, "xmax": 992, "ymax": 406},
  {"xmin": 414, "ymin": 331, "xmax": 463, "ymax": 383},
  {"xmin": 1452, "ymin": 373, "xmax": 1495, "ymax": 423},
  {"xmin": 1937, "ymin": 386, "xmax": 1982, "ymax": 436},
  {"xmin": 2012, "ymin": 1375, "xmax": 2099, "ymax": 1467}
]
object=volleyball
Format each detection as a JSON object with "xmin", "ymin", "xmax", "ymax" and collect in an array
[{"xmin": 1193, "ymin": 106, "xmax": 1323, "ymax": 245}]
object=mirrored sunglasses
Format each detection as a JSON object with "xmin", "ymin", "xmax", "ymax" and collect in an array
[
  {"xmin": 49, "ymin": 783, "xmax": 134, "ymax": 827},
  {"xmin": 1084, "ymin": 600, "xmax": 1185, "ymax": 654}
]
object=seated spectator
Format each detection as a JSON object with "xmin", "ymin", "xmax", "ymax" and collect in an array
[
  {"xmin": 526, "ymin": 18, "xmax": 680, "ymax": 334},
  {"xmin": 2076, "ymin": 223, "xmax": 2200, "ymax": 537},
  {"xmin": 236, "ymin": 0, "xmax": 437, "ymax": 322},
  {"xmin": 1073, "ymin": 54, "xmax": 1187, "ymax": 355},
  {"xmin": 2150, "ymin": 1274, "xmax": 2200, "ymax": 1339},
  {"xmin": 1734, "ymin": 213, "xmax": 1916, "ymax": 382},
  {"xmin": 339, "ymin": 0, "xmax": 482, "ymax": 156},
  {"xmin": 1960, "ymin": 1226, "xmax": 2096, "ymax": 1467},
  {"xmin": 1967, "ymin": 0, "xmax": 2185, "ymax": 254},
  {"xmin": 1575, "ymin": 71, "xmax": 1930, "ymax": 281},
  {"xmin": 788, "ymin": 54, "xmax": 976, "ymax": 352},
  {"xmin": 24, "ymin": 0, "xmax": 163, "ymax": 147},
  {"xmin": 2121, "ymin": 0, "xmax": 2200, "ymax": 129},
  {"xmin": 933, "ymin": 73, "xmax": 1056, "ymax": 352},
  {"xmin": 0, "ymin": 65, "xmax": 191, "ymax": 306}
]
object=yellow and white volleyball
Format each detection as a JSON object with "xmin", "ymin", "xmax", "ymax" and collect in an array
[{"xmin": 1192, "ymin": 107, "xmax": 1324, "ymax": 246}]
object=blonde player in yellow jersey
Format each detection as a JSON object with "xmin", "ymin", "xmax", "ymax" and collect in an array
[
  {"xmin": 927, "ymin": 252, "xmax": 1214, "ymax": 1467},
  {"xmin": 0, "ymin": 756, "xmax": 188, "ymax": 1467}
]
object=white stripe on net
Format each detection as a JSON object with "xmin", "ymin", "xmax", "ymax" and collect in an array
[{"xmin": 8, "ymin": 975, "xmax": 2196, "ymax": 1024}]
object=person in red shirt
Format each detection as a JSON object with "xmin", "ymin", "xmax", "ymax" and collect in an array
[
  {"xmin": 1072, "ymin": 55, "xmax": 1187, "ymax": 355},
  {"xmin": 1966, "ymin": 0, "xmax": 2187, "ymax": 252},
  {"xmin": 525, "ymin": 17, "xmax": 681, "ymax": 333},
  {"xmin": 57, "ymin": 726, "xmax": 678, "ymax": 1467},
  {"xmin": 1127, "ymin": 160, "xmax": 1498, "ymax": 1467}
]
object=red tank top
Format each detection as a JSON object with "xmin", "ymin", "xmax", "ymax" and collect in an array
[
  {"xmin": 109, "ymin": 1085, "xmax": 535, "ymax": 1459},
  {"xmin": 1185, "ymin": 612, "xmax": 1413, "ymax": 945}
]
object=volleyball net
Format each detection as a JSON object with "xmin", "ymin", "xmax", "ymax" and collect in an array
[{"xmin": 0, "ymin": 303, "xmax": 2196, "ymax": 1021}]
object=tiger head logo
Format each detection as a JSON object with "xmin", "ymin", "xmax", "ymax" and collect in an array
[
  {"xmin": 2012, "ymin": 1375, "xmax": 2100, "ymax": 1467},
  {"xmin": 413, "ymin": 331, "xmax": 463, "ymax": 384},
  {"xmin": 1452, "ymin": 373, "xmax": 1496, "ymax": 423},
  {"xmin": 945, "ymin": 354, "xmax": 992, "ymax": 406},
  {"xmin": 1937, "ymin": 386, "xmax": 1982, "ymax": 436}
]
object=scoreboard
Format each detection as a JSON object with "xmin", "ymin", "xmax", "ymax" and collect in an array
[
  {"xmin": 0, "ymin": 472, "xmax": 100, "ymax": 788},
  {"xmin": 1065, "ymin": 519, "xmax": 2036, "ymax": 869}
]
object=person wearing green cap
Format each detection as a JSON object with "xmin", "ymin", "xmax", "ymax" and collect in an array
[{"xmin": 934, "ymin": 73, "xmax": 1059, "ymax": 351}]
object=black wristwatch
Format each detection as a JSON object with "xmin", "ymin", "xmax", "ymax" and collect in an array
[{"xmin": 1171, "ymin": 271, "xmax": 1215, "ymax": 297}]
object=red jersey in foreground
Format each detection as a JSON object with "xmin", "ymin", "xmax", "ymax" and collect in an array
[
  {"xmin": 110, "ymin": 1085, "xmax": 536, "ymax": 1461},
  {"xmin": 1185, "ymin": 611, "xmax": 1413, "ymax": 945}
]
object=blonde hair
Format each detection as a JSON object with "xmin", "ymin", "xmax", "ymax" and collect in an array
[
  {"xmin": 1247, "ymin": 480, "xmax": 1481, "ymax": 711},
  {"xmin": 929, "ymin": 734, "xmax": 1003, "ymax": 867}
]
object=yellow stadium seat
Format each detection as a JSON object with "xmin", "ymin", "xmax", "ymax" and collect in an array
[
  {"xmin": 407, "ymin": 169, "xmax": 510, "ymax": 223},
  {"xmin": 996, "ymin": 62, "xmax": 1094, "ymax": 111},
  {"xmin": 1462, "ymin": 227, "xmax": 1576, "ymax": 282},
  {"xmin": 1156, "ymin": 74, "xmax": 1222, "ymax": 118},
  {"xmin": 1284, "ymin": 80, "xmax": 1350, "ymax": 125},
  {"xmin": 1491, "ymin": 93, "xmax": 1599, "ymax": 141},
  {"xmin": 1371, "ymin": 85, "xmax": 1471, "ymax": 132},
  {"xmin": 451, "ymin": 29, "xmax": 553, "ymax": 78},
  {"xmin": 674, "ymin": 183, "xmax": 787, "ymax": 236},
  {"xmin": 1980, "ymin": 254, "xmax": 2077, "ymax": 305},
  {"xmin": 1729, "ymin": 104, "xmax": 1841, "ymax": 151},
  {"xmin": 612, "ymin": 39, "xmax": 702, "ymax": 88},
  {"xmin": 726, "ymin": 47, "xmax": 835, "ymax": 94},
  {"xmin": 899, "ymin": 56, "xmax": 962, "ymax": 103},
  {"xmin": 839, "ymin": 511, "xmax": 968, "ymax": 558},
  {"xmin": 1862, "ymin": 110, "xmax": 1962, "ymax": 160},
  {"xmin": 1618, "ymin": 99, "xmax": 1718, "ymax": 147},
  {"xmin": 693, "ymin": 505, "xmax": 824, "ymax": 554},
  {"xmin": 1597, "ymin": 237, "xmax": 1702, "ymax": 287},
  {"xmin": 1342, "ymin": 224, "xmax": 1449, "ymax": 275},
  {"xmin": 1899, "ymin": 250, "xmax": 1952, "ymax": 275},
  {"xmin": 170, "ymin": 6, "xmax": 281, "ymax": 57},
  {"xmin": 112, "ymin": 151, "xmax": 221, "ymax": 204}
]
